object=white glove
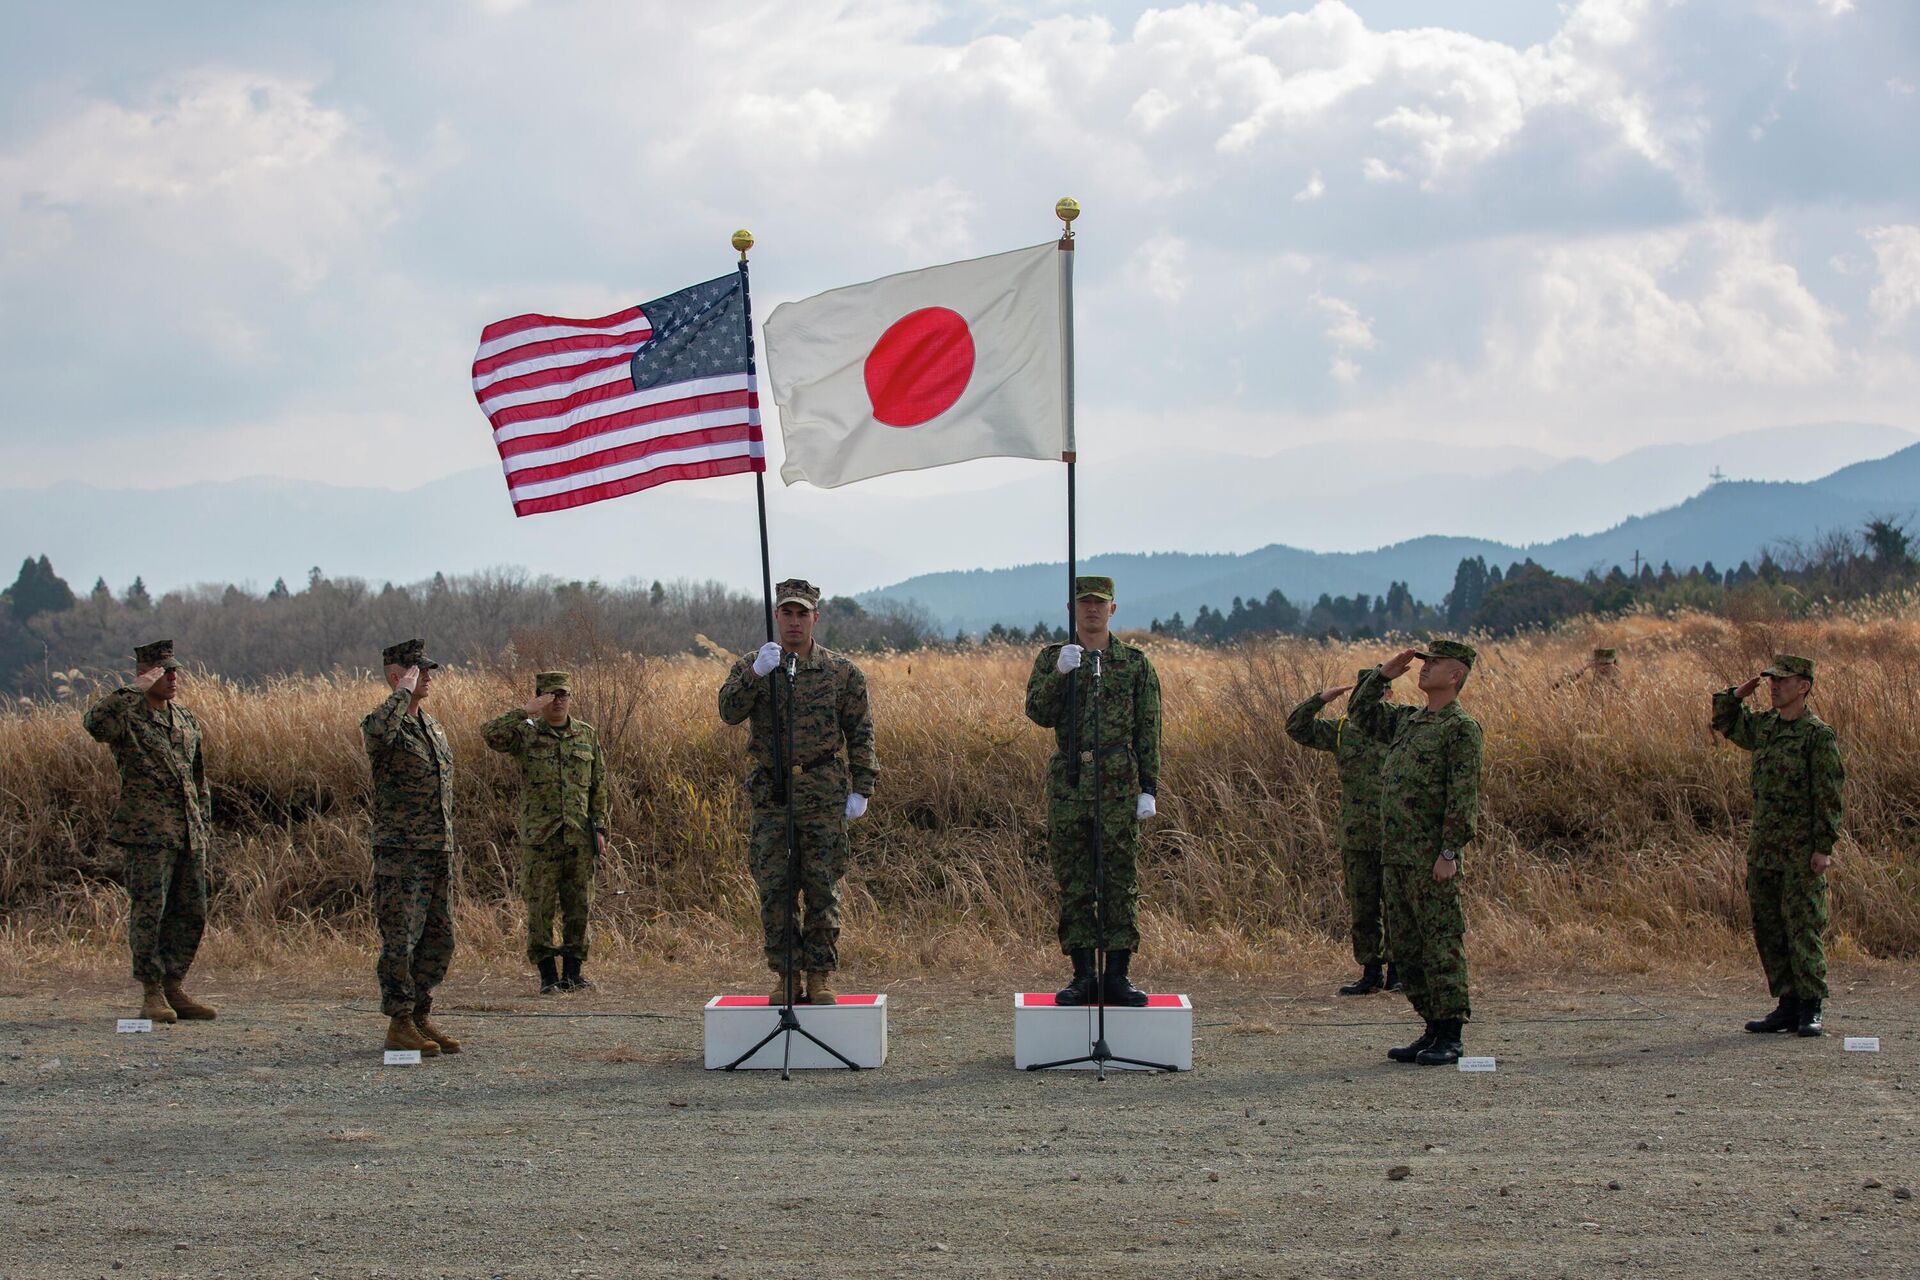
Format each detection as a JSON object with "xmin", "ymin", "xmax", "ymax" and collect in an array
[
  {"xmin": 1136, "ymin": 793, "xmax": 1156, "ymax": 820},
  {"xmin": 751, "ymin": 641, "xmax": 783, "ymax": 677},
  {"xmin": 845, "ymin": 793, "xmax": 868, "ymax": 821},
  {"xmin": 1056, "ymin": 644, "xmax": 1083, "ymax": 674}
]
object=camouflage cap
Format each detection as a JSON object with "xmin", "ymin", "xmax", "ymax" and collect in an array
[
  {"xmin": 134, "ymin": 639, "xmax": 181, "ymax": 670},
  {"xmin": 1414, "ymin": 638, "xmax": 1477, "ymax": 669},
  {"xmin": 381, "ymin": 638, "xmax": 440, "ymax": 670},
  {"xmin": 535, "ymin": 671, "xmax": 572, "ymax": 696},
  {"xmin": 1074, "ymin": 575, "xmax": 1116, "ymax": 601},
  {"xmin": 1761, "ymin": 654, "xmax": 1815, "ymax": 681},
  {"xmin": 1593, "ymin": 647, "xmax": 1618, "ymax": 662},
  {"xmin": 774, "ymin": 578, "xmax": 821, "ymax": 611}
]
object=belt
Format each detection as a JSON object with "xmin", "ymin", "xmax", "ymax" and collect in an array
[{"xmin": 769, "ymin": 751, "xmax": 841, "ymax": 800}]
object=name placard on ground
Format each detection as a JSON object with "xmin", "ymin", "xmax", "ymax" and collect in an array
[
  {"xmin": 116, "ymin": 1018, "xmax": 153, "ymax": 1034},
  {"xmin": 1012, "ymin": 992, "xmax": 1194, "ymax": 1071},
  {"xmin": 703, "ymin": 995, "xmax": 888, "ymax": 1070},
  {"xmin": 1843, "ymin": 1036, "xmax": 1881, "ymax": 1052},
  {"xmin": 1457, "ymin": 1056, "xmax": 1497, "ymax": 1072},
  {"xmin": 383, "ymin": 1049, "xmax": 422, "ymax": 1066}
]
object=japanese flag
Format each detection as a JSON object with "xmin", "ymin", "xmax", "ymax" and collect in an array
[{"xmin": 762, "ymin": 242, "xmax": 1070, "ymax": 488}]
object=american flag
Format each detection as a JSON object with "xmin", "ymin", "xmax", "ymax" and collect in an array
[{"xmin": 472, "ymin": 273, "xmax": 764, "ymax": 517}]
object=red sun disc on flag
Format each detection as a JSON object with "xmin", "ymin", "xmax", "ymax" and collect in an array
[{"xmin": 863, "ymin": 307, "xmax": 975, "ymax": 427}]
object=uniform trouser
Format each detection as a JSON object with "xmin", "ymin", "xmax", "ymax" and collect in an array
[
  {"xmin": 1048, "ymin": 801, "xmax": 1141, "ymax": 954},
  {"xmin": 1747, "ymin": 861, "xmax": 1829, "ymax": 1002},
  {"xmin": 1342, "ymin": 843, "xmax": 1388, "ymax": 967},
  {"xmin": 117, "ymin": 842, "xmax": 207, "ymax": 984},
  {"xmin": 523, "ymin": 828, "xmax": 595, "ymax": 965},
  {"xmin": 1382, "ymin": 863, "xmax": 1470, "ymax": 1023},
  {"xmin": 749, "ymin": 808, "xmax": 850, "ymax": 973},
  {"xmin": 372, "ymin": 846, "xmax": 455, "ymax": 1017}
]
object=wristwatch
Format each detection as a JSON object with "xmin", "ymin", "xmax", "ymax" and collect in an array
[{"xmin": 1440, "ymin": 848, "xmax": 1459, "ymax": 862}]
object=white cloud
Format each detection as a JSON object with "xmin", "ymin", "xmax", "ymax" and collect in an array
[
  {"xmin": 1294, "ymin": 170, "xmax": 1325, "ymax": 202},
  {"xmin": 1865, "ymin": 225, "xmax": 1920, "ymax": 331},
  {"xmin": 1127, "ymin": 232, "xmax": 1190, "ymax": 305},
  {"xmin": 1314, "ymin": 292, "xmax": 1376, "ymax": 383}
]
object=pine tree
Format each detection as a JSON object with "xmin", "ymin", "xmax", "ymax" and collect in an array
[{"xmin": 124, "ymin": 577, "xmax": 152, "ymax": 610}]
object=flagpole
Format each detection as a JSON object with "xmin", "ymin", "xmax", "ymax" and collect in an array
[
  {"xmin": 1057, "ymin": 197, "xmax": 1079, "ymax": 642},
  {"xmin": 734, "ymin": 227, "xmax": 776, "ymax": 644}
]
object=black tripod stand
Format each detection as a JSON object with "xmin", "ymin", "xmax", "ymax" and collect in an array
[
  {"xmin": 724, "ymin": 653, "xmax": 861, "ymax": 1078},
  {"xmin": 1026, "ymin": 649, "xmax": 1174, "ymax": 1079}
]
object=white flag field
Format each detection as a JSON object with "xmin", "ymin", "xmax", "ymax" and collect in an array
[{"xmin": 763, "ymin": 242, "xmax": 1070, "ymax": 489}]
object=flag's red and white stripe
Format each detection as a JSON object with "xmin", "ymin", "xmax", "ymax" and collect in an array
[{"xmin": 472, "ymin": 307, "xmax": 763, "ymax": 517}]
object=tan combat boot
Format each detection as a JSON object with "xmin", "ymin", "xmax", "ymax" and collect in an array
[
  {"xmin": 139, "ymin": 981, "xmax": 177, "ymax": 1025},
  {"xmin": 413, "ymin": 1012, "xmax": 461, "ymax": 1054},
  {"xmin": 384, "ymin": 1014, "xmax": 440, "ymax": 1057},
  {"xmin": 162, "ymin": 978, "xmax": 217, "ymax": 1020},
  {"xmin": 769, "ymin": 967, "xmax": 795, "ymax": 1005},
  {"xmin": 807, "ymin": 970, "xmax": 837, "ymax": 1005}
]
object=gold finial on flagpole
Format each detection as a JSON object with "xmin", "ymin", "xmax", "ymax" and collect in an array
[
  {"xmin": 1054, "ymin": 197, "xmax": 1079, "ymax": 238},
  {"xmin": 731, "ymin": 228, "xmax": 755, "ymax": 261}
]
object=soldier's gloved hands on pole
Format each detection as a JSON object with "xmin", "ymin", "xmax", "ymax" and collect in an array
[
  {"xmin": 394, "ymin": 665, "xmax": 421, "ymax": 694},
  {"xmin": 523, "ymin": 692, "xmax": 555, "ymax": 718},
  {"xmin": 1056, "ymin": 643, "xmax": 1083, "ymax": 674},
  {"xmin": 1316, "ymin": 683, "xmax": 1354, "ymax": 702},
  {"xmin": 1380, "ymin": 648, "xmax": 1418, "ymax": 680},
  {"xmin": 1135, "ymin": 793, "xmax": 1156, "ymax": 820},
  {"xmin": 1734, "ymin": 674, "xmax": 1764, "ymax": 699},
  {"xmin": 752, "ymin": 641, "xmax": 783, "ymax": 678},
  {"xmin": 845, "ymin": 793, "xmax": 868, "ymax": 821}
]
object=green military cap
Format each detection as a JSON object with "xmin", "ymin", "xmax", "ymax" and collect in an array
[
  {"xmin": 381, "ymin": 638, "xmax": 440, "ymax": 670},
  {"xmin": 133, "ymin": 639, "xmax": 180, "ymax": 670},
  {"xmin": 1593, "ymin": 648, "xmax": 1618, "ymax": 662},
  {"xmin": 535, "ymin": 671, "xmax": 572, "ymax": 696},
  {"xmin": 1414, "ymin": 638, "xmax": 1477, "ymax": 669},
  {"xmin": 774, "ymin": 578, "xmax": 821, "ymax": 610},
  {"xmin": 1074, "ymin": 575, "xmax": 1115, "ymax": 601},
  {"xmin": 1761, "ymin": 654, "xmax": 1815, "ymax": 681}
]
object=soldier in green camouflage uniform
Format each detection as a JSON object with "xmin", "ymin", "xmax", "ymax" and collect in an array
[
  {"xmin": 483, "ymin": 671, "xmax": 609, "ymax": 994},
  {"xmin": 718, "ymin": 580, "xmax": 879, "ymax": 1005},
  {"xmin": 1286, "ymin": 669, "xmax": 1395, "ymax": 995},
  {"xmin": 361, "ymin": 639, "xmax": 460, "ymax": 1057},
  {"xmin": 82, "ymin": 640, "xmax": 218, "ymax": 1024},
  {"xmin": 1711, "ymin": 654, "xmax": 1845, "ymax": 1038},
  {"xmin": 1348, "ymin": 640, "xmax": 1484, "ymax": 1065},
  {"xmin": 1024, "ymin": 576, "xmax": 1163, "ymax": 1007}
]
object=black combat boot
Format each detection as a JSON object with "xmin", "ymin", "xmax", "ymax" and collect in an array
[
  {"xmin": 1744, "ymin": 997, "xmax": 1798, "ymax": 1033},
  {"xmin": 1055, "ymin": 948, "xmax": 1097, "ymax": 1006},
  {"xmin": 1384, "ymin": 963, "xmax": 1402, "ymax": 992},
  {"xmin": 1796, "ymin": 999, "xmax": 1824, "ymax": 1037},
  {"xmin": 1102, "ymin": 950, "xmax": 1150, "ymax": 1007},
  {"xmin": 1415, "ymin": 1019, "xmax": 1464, "ymax": 1066},
  {"xmin": 1387, "ymin": 1021, "xmax": 1435, "ymax": 1063},
  {"xmin": 1339, "ymin": 963, "xmax": 1385, "ymax": 996},
  {"xmin": 561, "ymin": 952, "xmax": 591, "ymax": 992},
  {"xmin": 537, "ymin": 956, "xmax": 560, "ymax": 995}
]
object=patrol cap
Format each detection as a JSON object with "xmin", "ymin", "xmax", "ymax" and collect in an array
[
  {"xmin": 381, "ymin": 638, "xmax": 440, "ymax": 670},
  {"xmin": 774, "ymin": 578, "xmax": 821, "ymax": 611},
  {"xmin": 1761, "ymin": 654, "xmax": 1815, "ymax": 681},
  {"xmin": 134, "ymin": 640, "xmax": 180, "ymax": 670},
  {"xmin": 1593, "ymin": 648, "xmax": 1618, "ymax": 662},
  {"xmin": 535, "ymin": 671, "xmax": 572, "ymax": 696},
  {"xmin": 1414, "ymin": 638, "xmax": 1477, "ymax": 670},
  {"xmin": 1074, "ymin": 575, "xmax": 1115, "ymax": 601}
]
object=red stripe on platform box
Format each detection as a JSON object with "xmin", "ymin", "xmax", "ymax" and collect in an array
[
  {"xmin": 506, "ymin": 422, "xmax": 761, "ymax": 487},
  {"xmin": 496, "ymin": 389, "xmax": 759, "ymax": 459},
  {"xmin": 1017, "ymin": 993, "xmax": 1188, "ymax": 1008},
  {"xmin": 710, "ymin": 995, "xmax": 881, "ymax": 1007},
  {"xmin": 480, "ymin": 306, "xmax": 646, "ymax": 344},
  {"xmin": 510, "ymin": 455, "xmax": 764, "ymax": 517}
]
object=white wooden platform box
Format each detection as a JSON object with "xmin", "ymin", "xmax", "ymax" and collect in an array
[
  {"xmin": 1013, "ymin": 992, "xmax": 1194, "ymax": 1071},
  {"xmin": 703, "ymin": 994, "xmax": 888, "ymax": 1070}
]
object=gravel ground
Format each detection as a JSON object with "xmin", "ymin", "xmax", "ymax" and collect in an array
[{"xmin": 2, "ymin": 966, "xmax": 1916, "ymax": 1279}]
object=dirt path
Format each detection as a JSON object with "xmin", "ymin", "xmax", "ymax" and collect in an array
[{"xmin": 3, "ymin": 967, "xmax": 1916, "ymax": 1279}]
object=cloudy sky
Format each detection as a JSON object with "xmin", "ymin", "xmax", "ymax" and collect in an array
[{"xmin": 3, "ymin": 0, "xmax": 1917, "ymax": 504}]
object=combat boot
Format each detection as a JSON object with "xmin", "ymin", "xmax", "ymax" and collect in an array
[
  {"xmin": 1384, "ymin": 963, "xmax": 1402, "ymax": 992},
  {"xmin": 1338, "ymin": 964, "xmax": 1384, "ymax": 996},
  {"xmin": 413, "ymin": 1011, "xmax": 461, "ymax": 1054},
  {"xmin": 537, "ymin": 957, "xmax": 560, "ymax": 995},
  {"xmin": 1387, "ymin": 1021, "xmax": 1435, "ymax": 1062},
  {"xmin": 1744, "ymin": 997, "xmax": 1798, "ymax": 1033},
  {"xmin": 1055, "ymin": 948, "xmax": 1097, "ymax": 1006},
  {"xmin": 162, "ymin": 977, "xmax": 216, "ymax": 1020},
  {"xmin": 1415, "ymin": 1019, "xmax": 1464, "ymax": 1066},
  {"xmin": 139, "ymin": 981, "xmax": 177, "ymax": 1025},
  {"xmin": 561, "ymin": 953, "xmax": 592, "ymax": 992},
  {"xmin": 384, "ymin": 1014, "xmax": 440, "ymax": 1057},
  {"xmin": 770, "ymin": 968, "xmax": 796, "ymax": 1005},
  {"xmin": 1796, "ymin": 999, "xmax": 1825, "ymax": 1037},
  {"xmin": 1102, "ymin": 950, "xmax": 1150, "ymax": 1008},
  {"xmin": 807, "ymin": 970, "xmax": 838, "ymax": 1005}
]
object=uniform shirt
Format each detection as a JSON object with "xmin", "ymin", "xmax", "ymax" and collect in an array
[
  {"xmin": 1710, "ymin": 692, "xmax": 1844, "ymax": 868},
  {"xmin": 718, "ymin": 643, "xmax": 879, "ymax": 813},
  {"xmin": 360, "ymin": 685, "xmax": 455, "ymax": 851},
  {"xmin": 1348, "ymin": 668, "xmax": 1484, "ymax": 867},
  {"xmin": 1024, "ymin": 637, "xmax": 1163, "ymax": 797},
  {"xmin": 481, "ymin": 712, "xmax": 608, "ymax": 844},
  {"xmin": 1285, "ymin": 693, "xmax": 1385, "ymax": 852},
  {"xmin": 82, "ymin": 687, "xmax": 211, "ymax": 850}
]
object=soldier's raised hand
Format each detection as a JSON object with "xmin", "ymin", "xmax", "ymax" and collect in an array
[
  {"xmin": 1056, "ymin": 643, "xmax": 1084, "ymax": 674},
  {"xmin": 134, "ymin": 667, "xmax": 164, "ymax": 693},
  {"xmin": 524, "ymin": 691, "xmax": 556, "ymax": 718},
  {"xmin": 394, "ymin": 665, "xmax": 421, "ymax": 694},
  {"xmin": 751, "ymin": 641, "xmax": 783, "ymax": 677},
  {"xmin": 1317, "ymin": 682, "xmax": 1355, "ymax": 703},
  {"xmin": 1380, "ymin": 649, "xmax": 1418, "ymax": 679},
  {"xmin": 1734, "ymin": 674, "xmax": 1763, "ymax": 699}
]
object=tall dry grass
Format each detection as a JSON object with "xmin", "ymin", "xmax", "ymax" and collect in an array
[{"xmin": 3, "ymin": 611, "xmax": 1917, "ymax": 983}]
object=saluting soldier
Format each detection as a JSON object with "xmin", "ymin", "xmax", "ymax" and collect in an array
[
  {"xmin": 1024, "ymin": 576, "xmax": 1163, "ymax": 1007},
  {"xmin": 483, "ymin": 671, "xmax": 609, "ymax": 995},
  {"xmin": 360, "ymin": 639, "xmax": 461, "ymax": 1057},
  {"xmin": 1712, "ymin": 655, "xmax": 1845, "ymax": 1038},
  {"xmin": 718, "ymin": 580, "xmax": 878, "ymax": 1005},
  {"xmin": 1348, "ymin": 641, "xmax": 1484, "ymax": 1066},
  {"xmin": 82, "ymin": 640, "xmax": 217, "ymax": 1024},
  {"xmin": 1286, "ymin": 670, "xmax": 1396, "ymax": 996},
  {"xmin": 1555, "ymin": 646, "xmax": 1620, "ymax": 690}
]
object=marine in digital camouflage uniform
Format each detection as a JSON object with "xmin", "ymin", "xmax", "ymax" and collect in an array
[
  {"xmin": 483, "ymin": 670, "xmax": 608, "ymax": 994},
  {"xmin": 1711, "ymin": 654, "xmax": 1845, "ymax": 1037},
  {"xmin": 1285, "ymin": 669, "xmax": 1395, "ymax": 995},
  {"xmin": 360, "ymin": 639, "xmax": 460, "ymax": 1056},
  {"xmin": 1024, "ymin": 576, "xmax": 1163, "ymax": 1008},
  {"xmin": 1348, "ymin": 639, "xmax": 1484, "ymax": 1066},
  {"xmin": 82, "ymin": 640, "xmax": 218, "ymax": 1024},
  {"xmin": 718, "ymin": 580, "xmax": 878, "ymax": 1005}
]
